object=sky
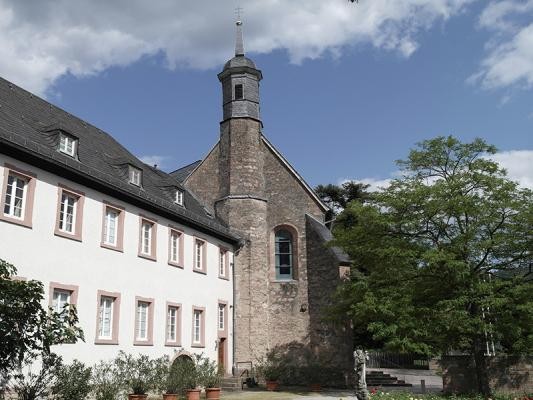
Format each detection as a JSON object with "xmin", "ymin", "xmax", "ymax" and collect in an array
[{"xmin": 0, "ymin": 0, "xmax": 531, "ymax": 189}]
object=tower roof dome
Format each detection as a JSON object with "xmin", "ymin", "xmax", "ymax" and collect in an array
[{"xmin": 223, "ymin": 55, "xmax": 257, "ymax": 70}]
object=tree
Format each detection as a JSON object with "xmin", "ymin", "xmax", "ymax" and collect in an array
[
  {"xmin": 331, "ymin": 136, "xmax": 533, "ymax": 396},
  {"xmin": 0, "ymin": 259, "xmax": 84, "ymax": 385},
  {"xmin": 315, "ymin": 181, "xmax": 370, "ymax": 223}
]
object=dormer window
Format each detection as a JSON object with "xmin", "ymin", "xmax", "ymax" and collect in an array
[
  {"xmin": 175, "ymin": 189, "xmax": 184, "ymax": 206},
  {"xmin": 59, "ymin": 133, "xmax": 77, "ymax": 157},
  {"xmin": 129, "ymin": 166, "xmax": 142, "ymax": 186},
  {"xmin": 234, "ymin": 84, "xmax": 243, "ymax": 100}
]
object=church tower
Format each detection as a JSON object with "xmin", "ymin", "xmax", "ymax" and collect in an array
[
  {"xmin": 182, "ymin": 19, "xmax": 353, "ymax": 374},
  {"xmin": 215, "ymin": 20, "xmax": 271, "ymax": 365}
]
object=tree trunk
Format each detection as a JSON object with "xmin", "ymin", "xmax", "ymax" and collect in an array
[{"xmin": 473, "ymin": 337, "xmax": 492, "ymax": 398}]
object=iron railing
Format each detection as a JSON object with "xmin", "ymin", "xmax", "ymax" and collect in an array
[{"xmin": 367, "ymin": 352, "xmax": 430, "ymax": 370}]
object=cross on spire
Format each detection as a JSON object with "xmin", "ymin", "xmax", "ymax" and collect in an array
[{"xmin": 235, "ymin": 7, "xmax": 244, "ymax": 56}]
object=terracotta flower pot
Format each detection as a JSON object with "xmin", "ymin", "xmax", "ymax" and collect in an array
[
  {"xmin": 128, "ymin": 395, "xmax": 148, "ymax": 400},
  {"xmin": 206, "ymin": 387, "xmax": 221, "ymax": 399},
  {"xmin": 310, "ymin": 383, "xmax": 321, "ymax": 392},
  {"xmin": 163, "ymin": 394, "xmax": 179, "ymax": 400},
  {"xmin": 266, "ymin": 380, "xmax": 279, "ymax": 391},
  {"xmin": 186, "ymin": 388, "xmax": 201, "ymax": 400}
]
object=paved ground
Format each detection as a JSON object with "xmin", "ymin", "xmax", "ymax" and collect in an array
[{"xmin": 220, "ymin": 390, "xmax": 356, "ymax": 400}]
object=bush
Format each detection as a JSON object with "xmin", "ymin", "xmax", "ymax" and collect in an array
[
  {"xmin": 11, "ymin": 353, "xmax": 62, "ymax": 400},
  {"xmin": 91, "ymin": 360, "xmax": 121, "ymax": 400},
  {"xmin": 52, "ymin": 359, "xmax": 92, "ymax": 400},
  {"xmin": 161, "ymin": 356, "xmax": 197, "ymax": 394},
  {"xmin": 114, "ymin": 351, "xmax": 160, "ymax": 395},
  {"xmin": 195, "ymin": 354, "xmax": 220, "ymax": 388}
]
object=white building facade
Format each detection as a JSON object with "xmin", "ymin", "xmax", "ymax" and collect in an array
[{"xmin": 0, "ymin": 77, "xmax": 238, "ymax": 370}]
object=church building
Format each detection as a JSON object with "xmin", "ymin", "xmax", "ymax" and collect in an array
[{"xmin": 0, "ymin": 20, "xmax": 351, "ymax": 373}]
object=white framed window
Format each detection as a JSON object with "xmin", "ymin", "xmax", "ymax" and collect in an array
[
  {"xmin": 98, "ymin": 296, "xmax": 114, "ymax": 340},
  {"xmin": 103, "ymin": 208, "xmax": 118, "ymax": 246},
  {"xmin": 59, "ymin": 134, "xmax": 77, "ymax": 157},
  {"xmin": 194, "ymin": 239, "xmax": 204, "ymax": 271},
  {"xmin": 218, "ymin": 304, "xmax": 225, "ymax": 331},
  {"xmin": 193, "ymin": 309, "xmax": 202, "ymax": 344},
  {"xmin": 59, "ymin": 192, "xmax": 77, "ymax": 234},
  {"xmin": 52, "ymin": 289, "xmax": 71, "ymax": 314},
  {"xmin": 175, "ymin": 189, "xmax": 184, "ymax": 206},
  {"xmin": 219, "ymin": 249, "xmax": 226, "ymax": 277},
  {"xmin": 3, "ymin": 174, "xmax": 27, "ymax": 219},
  {"xmin": 167, "ymin": 306, "xmax": 178, "ymax": 342},
  {"xmin": 170, "ymin": 231, "xmax": 179, "ymax": 263},
  {"xmin": 142, "ymin": 222, "xmax": 152, "ymax": 255},
  {"xmin": 129, "ymin": 166, "xmax": 142, "ymax": 186},
  {"xmin": 136, "ymin": 301, "xmax": 149, "ymax": 341}
]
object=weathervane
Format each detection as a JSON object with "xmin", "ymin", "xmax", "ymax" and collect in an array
[{"xmin": 235, "ymin": 6, "xmax": 243, "ymax": 23}]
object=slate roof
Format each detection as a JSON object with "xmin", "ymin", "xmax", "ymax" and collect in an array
[
  {"xmin": 306, "ymin": 214, "xmax": 351, "ymax": 265},
  {"xmin": 169, "ymin": 160, "xmax": 202, "ymax": 183},
  {"xmin": 0, "ymin": 77, "xmax": 238, "ymax": 244}
]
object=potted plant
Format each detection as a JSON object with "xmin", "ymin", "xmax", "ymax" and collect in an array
[
  {"xmin": 197, "ymin": 354, "xmax": 222, "ymax": 400},
  {"xmin": 157, "ymin": 356, "xmax": 194, "ymax": 400},
  {"xmin": 114, "ymin": 351, "xmax": 159, "ymax": 400},
  {"xmin": 91, "ymin": 360, "xmax": 122, "ymax": 400},
  {"xmin": 256, "ymin": 356, "xmax": 282, "ymax": 391},
  {"xmin": 180, "ymin": 356, "xmax": 200, "ymax": 400},
  {"xmin": 303, "ymin": 363, "xmax": 323, "ymax": 392}
]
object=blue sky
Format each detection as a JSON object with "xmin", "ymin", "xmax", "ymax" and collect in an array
[{"xmin": 0, "ymin": 0, "xmax": 531, "ymax": 188}]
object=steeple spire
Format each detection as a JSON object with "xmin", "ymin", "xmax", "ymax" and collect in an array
[{"xmin": 235, "ymin": 19, "xmax": 244, "ymax": 56}]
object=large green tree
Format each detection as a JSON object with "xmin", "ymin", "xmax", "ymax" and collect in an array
[
  {"xmin": 331, "ymin": 136, "xmax": 532, "ymax": 396},
  {"xmin": 315, "ymin": 181, "xmax": 370, "ymax": 223}
]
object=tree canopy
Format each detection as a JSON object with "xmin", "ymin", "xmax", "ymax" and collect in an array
[
  {"xmin": 315, "ymin": 181, "xmax": 370, "ymax": 223},
  {"xmin": 331, "ymin": 136, "xmax": 532, "ymax": 395}
]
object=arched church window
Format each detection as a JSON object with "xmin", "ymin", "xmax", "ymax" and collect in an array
[{"xmin": 275, "ymin": 229, "xmax": 293, "ymax": 280}]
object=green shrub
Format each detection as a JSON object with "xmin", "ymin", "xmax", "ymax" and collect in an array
[
  {"xmin": 11, "ymin": 353, "xmax": 62, "ymax": 400},
  {"xmin": 52, "ymin": 359, "xmax": 92, "ymax": 400},
  {"xmin": 91, "ymin": 360, "xmax": 121, "ymax": 400},
  {"xmin": 114, "ymin": 351, "xmax": 160, "ymax": 395}
]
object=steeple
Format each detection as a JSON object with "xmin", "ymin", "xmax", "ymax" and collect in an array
[
  {"xmin": 235, "ymin": 20, "xmax": 244, "ymax": 56},
  {"xmin": 218, "ymin": 18, "xmax": 262, "ymax": 122}
]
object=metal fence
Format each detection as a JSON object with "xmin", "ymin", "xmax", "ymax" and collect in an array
[{"xmin": 367, "ymin": 352, "xmax": 430, "ymax": 370}]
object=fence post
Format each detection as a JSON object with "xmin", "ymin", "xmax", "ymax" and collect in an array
[{"xmin": 421, "ymin": 379, "xmax": 426, "ymax": 393}]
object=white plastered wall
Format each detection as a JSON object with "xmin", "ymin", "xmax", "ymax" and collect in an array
[{"xmin": 0, "ymin": 154, "xmax": 234, "ymax": 371}]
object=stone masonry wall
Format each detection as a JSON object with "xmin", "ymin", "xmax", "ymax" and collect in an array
[
  {"xmin": 440, "ymin": 355, "xmax": 533, "ymax": 393},
  {"xmin": 261, "ymin": 141, "xmax": 325, "ymax": 353},
  {"xmin": 183, "ymin": 143, "xmax": 220, "ymax": 213},
  {"xmin": 306, "ymin": 218, "xmax": 353, "ymax": 372}
]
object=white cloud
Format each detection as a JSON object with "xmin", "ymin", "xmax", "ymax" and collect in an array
[
  {"xmin": 339, "ymin": 176, "xmax": 392, "ymax": 192},
  {"xmin": 139, "ymin": 155, "xmax": 172, "ymax": 170},
  {"xmin": 0, "ymin": 0, "xmax": 473, "ymax": 95},
  {"xmin": 490, "ymin": 150, "xmax": 533, "ymax": 189},
  {"xmin": 471, "ymin": 1, "xmax": 533, "ymax": 90}
]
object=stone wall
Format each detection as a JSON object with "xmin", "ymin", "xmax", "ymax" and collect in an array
[
  {"xmin": 306, "ymin": 217, "xmax": 353, "ymax": 372},
  {"xmin": 440, "ymin": 355, "xmax": 533, "ymax": 393}
]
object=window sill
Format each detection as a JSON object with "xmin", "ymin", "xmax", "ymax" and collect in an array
[
  {"xmin": 191, "ymin": 343, "xmax": 205, "ymax": 348},
  {"xmin": 133, "ymin": 341, "xmax": 154, "ymax": 346},
  {"xmin": 101, "ymin": 242, "xmax": 123, "ymax": 252},
  {"xmin": 138, "ymin": 253, "xmax": 157, "ymax": 262},
  {"xmin": 0, "ymin": 214, "xmax": 32, "ymax": 229},
  {"xmin": 193, "ymin": 268, "xmax": 207, "ymax": 275},
  {"xmin": 218, "ymin": 275, "xmax": 230, "ymax": 281},
  {"xmin": 272, "ymin": 279, "xmax": 298, "ymax": 284},
  {"xmin": 165, "ymin": 342, "xmax": 182, "ymax": 347},
  {"xmin": 94, "ymin": 339, "xmax": 119, "ymax": 345},
  {"xmin": 54, "ymin": 230, "xmax": 82, "ymax": 242},
  {"xmin": 168, "ymin": 261, "xmax": 184, "ymax": 269}
]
